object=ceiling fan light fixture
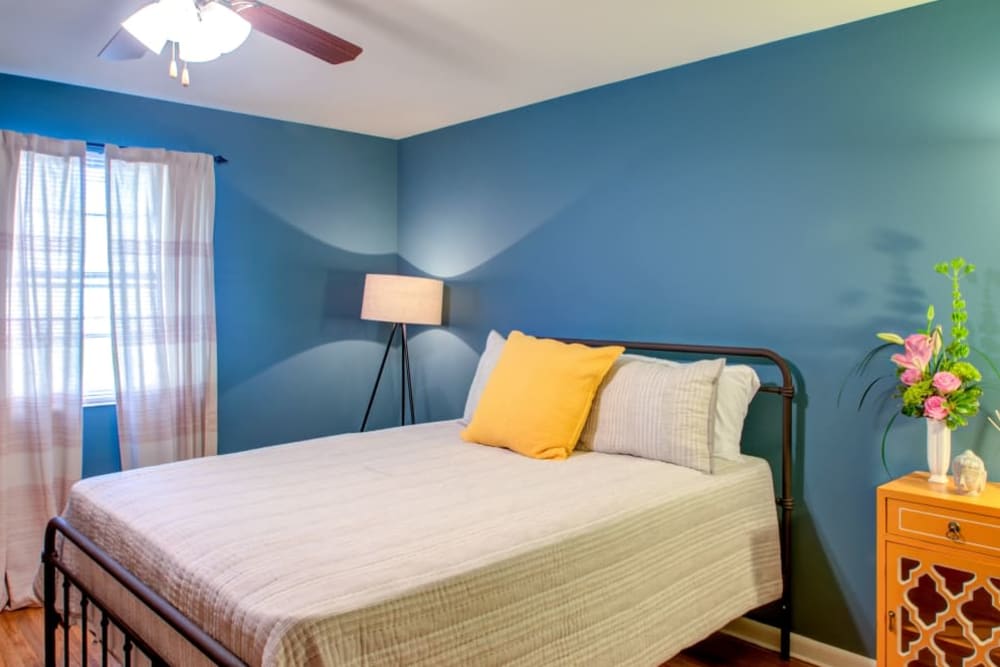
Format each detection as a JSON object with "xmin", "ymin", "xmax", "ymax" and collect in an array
[
  {"xmin": 121, "ymin": 3, "xmax": 168, "ymax": 54},
  {"xmin": 123, "ymin": 0, "xmax": 251, "ymax": 67},
  {"xmin": 199, "ymin": 2, "xmax": 252, "ymax": 54},
  {"xmin": 106, "ymin": 0, "xmax": 363, "ymax": 88}
]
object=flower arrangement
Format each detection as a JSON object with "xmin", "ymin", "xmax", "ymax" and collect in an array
[
  {"xmin": 840, "ymin": 257, "xmax": 1000, "ymax": 474},
  {"xmin": 876, "ymin": 258, "xmax": 983, "ymax": 430}
]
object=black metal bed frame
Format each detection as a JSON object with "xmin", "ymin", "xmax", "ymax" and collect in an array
[{"xmin": 43, "ymin": 338, "xmax": 796, "ymax": 666}]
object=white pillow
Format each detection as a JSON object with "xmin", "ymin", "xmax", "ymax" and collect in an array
[
  {"xmin": 460, "ymin": 330, "xmax": 506, "ymax": 425},
  {"xmin": 579, "ymin": 357, "xmax": 724, "ymax": 473},
  {"xmin": 712, "ymin": 364, "xmax": 761, "ymax": 460},
  {"xmin": 623, "ymin": 354, "xmax": 759, "ymax": 461}
]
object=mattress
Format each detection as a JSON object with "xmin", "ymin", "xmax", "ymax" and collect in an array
[{"xmin": 53, "ymin": 420, "xmax": 782, "ymax": 666}]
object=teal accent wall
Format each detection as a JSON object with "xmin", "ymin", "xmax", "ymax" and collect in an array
[
  {"xmin": 0, "ymin": 72, "xmax": 404, "ymax": 475},
  {"xmin": 5, "ymin": 0, "xmax": 1000, "ymax": 657},
  {"xmin": 80, "ymin": 405, "xmax": 120, "ymax": 477},
  {"xmin": 397, "ymin": 0, "xmax": 1000, "ymax": 656}
]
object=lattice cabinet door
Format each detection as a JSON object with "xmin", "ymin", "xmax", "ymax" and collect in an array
[
  {"xmin": 877, "ymin": 472, "xmax": 1000, "ymax": 667},
  {"xmin": 885, "ymin": 542, "xmax": 1000, "ymax": 666}
]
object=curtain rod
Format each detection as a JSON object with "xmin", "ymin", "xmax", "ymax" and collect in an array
[{"xmin": 85, "ymin": 141, "xmax": 228, "ymax": 165}]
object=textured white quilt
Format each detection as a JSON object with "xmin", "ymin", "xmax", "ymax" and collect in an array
[{"xmin": 55, "ymin": 420, "xmax": 781, "ymax": 666}]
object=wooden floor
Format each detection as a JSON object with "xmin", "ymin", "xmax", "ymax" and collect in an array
[
  {"xmin": 0, "ymin": 608, "xmax": 814, "ymax": 667},
  {"xmin": 0, "ymin": 609, "xmax": 104, "ymax": 667}
]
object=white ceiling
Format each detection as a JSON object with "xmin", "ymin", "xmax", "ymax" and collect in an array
[{"xmin": 0, "ymin": 0, "xmax": 933, "ymax": 139}]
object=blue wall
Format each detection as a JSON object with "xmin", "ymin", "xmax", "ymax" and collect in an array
[
  {"xmin": 398, "ymin": 0, "xmax": 1000, "ymax": 656},
  {"xmin": 5, "ymin": 0, "xmax": 1000, "ymax": 656},
  {"xmin": 0, "ymin": 73, "xmax": 404, "ymax": 474}
]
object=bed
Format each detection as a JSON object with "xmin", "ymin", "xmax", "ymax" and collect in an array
[{"xmin": 41, "ymin": 339, "xmax": 795, "ymax": 667}]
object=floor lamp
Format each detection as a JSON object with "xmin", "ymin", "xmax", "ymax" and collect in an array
[{"xmin": 360, "ymin": 273, "xmax": 444, "ymax": 431}]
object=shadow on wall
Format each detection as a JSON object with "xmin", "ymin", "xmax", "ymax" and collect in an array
[
  {"xmin": 387, "ymin": 259, "xmax": 481, "ymax": 422},
  {"xmin": 974, "ymin": 268, "xmax": 1000, "ymax": 448},
  {"xmin": 842, "ymin": 228, "xmax": 1000, "ymax": 473},
  {"xmin": 213, "ymin": 183, "xmax": 403, "ymax": 453},
  {"xmin": 386, "ymin": 2, "xmax": 1000, "ymax": 655},
  {"xmin": 396, "ymin": 125, "xmax": 1000, "ymax": 658},
  {"xmin": 979, "ymin": 269, "xmax": 1000, "ymax": 355},
  {"xmin": 727, "ymin": 357, "xmax": 868, "ymax": 649},
  {"xmin": 85, "ymin": 186, "xmax": 407, "ymax": 473},
  {"xmin": 871, "ymin": 229, "xmax": 927, "ymax": 318}
]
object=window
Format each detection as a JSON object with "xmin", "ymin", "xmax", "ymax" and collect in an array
[{"xmin": 83, "ymin": 148, "xmax": 115, "ymax": 405}]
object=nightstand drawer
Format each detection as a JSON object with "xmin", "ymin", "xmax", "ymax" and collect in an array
[{"xmin": 887, "ymin": 498, "xmax": 1000, "ymax": 557}]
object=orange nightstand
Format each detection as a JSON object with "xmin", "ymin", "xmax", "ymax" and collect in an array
[{"xmin": 876, "ymin": 471, "xmax": 1000, "ymax": 666}]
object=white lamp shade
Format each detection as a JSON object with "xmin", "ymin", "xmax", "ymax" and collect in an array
[
  {"xmin": 199, "ymin": 2, "xmax": 252, "ymax": 54},
  {"xmin": 179, "ymin": 22, "xmax": 223, "ymax": 63},
  {"xmin": 121, "ymin": 2, "xmax": 168, "ymax": 54},
  {"xmin": 160, "ymin": 0, "xmax": 199, "ymax": 42},
  {"xmin": 361, "ymin": 274, "xmax": 443, "ymax": 326}
]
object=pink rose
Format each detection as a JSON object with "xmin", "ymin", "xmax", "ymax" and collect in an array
[
  {"xmin": 932, "ymin": 371, "xmax": 961, "ymax": 394},
  {"xmin": 900, "ymin": 368, "xmax": 923, "ymax": 386},
  {"xmin": 924, "ymin": 395, "xmax": 950, "ymax": 420},
  {"xmin": 891, "ymin": 334, "xmax": 934, "ymax": 371}
]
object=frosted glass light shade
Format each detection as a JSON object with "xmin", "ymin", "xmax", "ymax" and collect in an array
[
  {"xmin": 361, "ymin": 274, "xmax": 443, "ymax": 326},
  {"xmin": 179, "ymin": 20, "xmax": 223, "ymax": 63},
  {"xmin": 160, "ymin": 0, "xmax": 199, "ymax": 42},
  {"xmin": 200, "ymin": 2, "xmax": 252, "ymax": 54},
  {"xmin": 121, "ymin": 2, "xmax": 168, "ymax": 54}
]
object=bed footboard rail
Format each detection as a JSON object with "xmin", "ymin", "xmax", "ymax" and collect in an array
[{"xmin": 42, "ymin": 516, "xmax": 246, "ymax": 667}]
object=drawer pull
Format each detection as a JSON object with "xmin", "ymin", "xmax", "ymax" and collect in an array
[
  {"xmin": 888, "ymin": 610, "xmax": 896, "ymax": 632},
  {"xmin": 946, "ymin": 521, "xmax": 962, "ymax": 542}
]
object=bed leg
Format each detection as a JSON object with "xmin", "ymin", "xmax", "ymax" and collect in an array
[
  {"xmin": 43, "ymin": 520, "xmax": 58, "ymax": 667},
  {"xmin": 780, "ymin": 606, "xmax": 791, "ymax": 660},
  {"xmin": 778, "ymin": 490, "xmax": 793, "ymax": 662}
]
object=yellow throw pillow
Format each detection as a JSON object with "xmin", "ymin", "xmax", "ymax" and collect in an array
[{"xmin": 461, "ymin": 331, "xmax": 624, "ymax": 459}]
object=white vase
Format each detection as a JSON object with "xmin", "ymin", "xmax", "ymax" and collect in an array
[{"xmin": 926, "ymin": 418, "xmax": 952, "ymax": 484}]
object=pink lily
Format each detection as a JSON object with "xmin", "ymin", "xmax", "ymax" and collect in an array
[{"xmin": 890, "ymin": 333, "xmax": 935, "ymax": 372}]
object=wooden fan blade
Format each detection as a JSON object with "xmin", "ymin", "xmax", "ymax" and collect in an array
[
  {"xmin": 238, "ymin": 3, "xmax": 362, "ymax": 65},
  {"xmin": 98, "ymin": 28, "xmax": 148, "ymax": 61}
]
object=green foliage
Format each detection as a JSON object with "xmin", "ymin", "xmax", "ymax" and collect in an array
[
  {"xmin": 851, "ymin": 257, "xmax": 995, "ymax": 476},
  {"xmin": 942, "ymin": 257, "xmax": 973, "ymax": 361},
  {"xmin": 948, "ymin": 361, "xmax": 981, "ymax": 383},
  {"xmin": 901, "ymin": 379, "xmax": 933, "ymax": 413}
]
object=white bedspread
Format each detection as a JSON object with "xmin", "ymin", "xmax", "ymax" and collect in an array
[{"xmin": 55, "ymin": 420, "xmax": 781, "ymax": 666}]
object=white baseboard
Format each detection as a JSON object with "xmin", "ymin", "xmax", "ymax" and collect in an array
[{"xmin": 722, "ymin": 617, "xmax": 875, "ymax": 667}]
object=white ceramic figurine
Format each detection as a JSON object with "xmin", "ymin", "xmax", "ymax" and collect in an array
[{"xmin": 952, "ymin": 449, "xmax": 987, "ymax": 496}]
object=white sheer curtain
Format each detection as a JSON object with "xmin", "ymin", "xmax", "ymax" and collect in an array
[
  {"xmin": 105, "ymin": 146, "xmax": 217, "ymax": 469},
  {"xmin": 0, "ymin": 130, "xmax": 85, "ymax": 608}
]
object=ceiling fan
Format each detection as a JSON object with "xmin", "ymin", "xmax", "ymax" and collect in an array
[{"xmin": 100, "ymin": 0, "xmax": 362, "ymax": 86}]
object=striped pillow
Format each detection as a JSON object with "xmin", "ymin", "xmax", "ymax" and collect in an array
[{"xmin": 578, "ymin": 356, "xmax": 724, "ymax": 472}]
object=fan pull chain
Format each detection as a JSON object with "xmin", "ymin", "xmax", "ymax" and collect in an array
[
  {"xmin": 169, "ymin": 42, "xmax": 178, "ymax": 79},
  {"xmin": 181, "ymin": 61, "xmax": 190, "ymax": 87}
]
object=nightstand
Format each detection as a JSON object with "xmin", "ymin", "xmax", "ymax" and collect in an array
[{"xmin": 876, "ymin": 471, "xmax": 1000, "ymax": 666}]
